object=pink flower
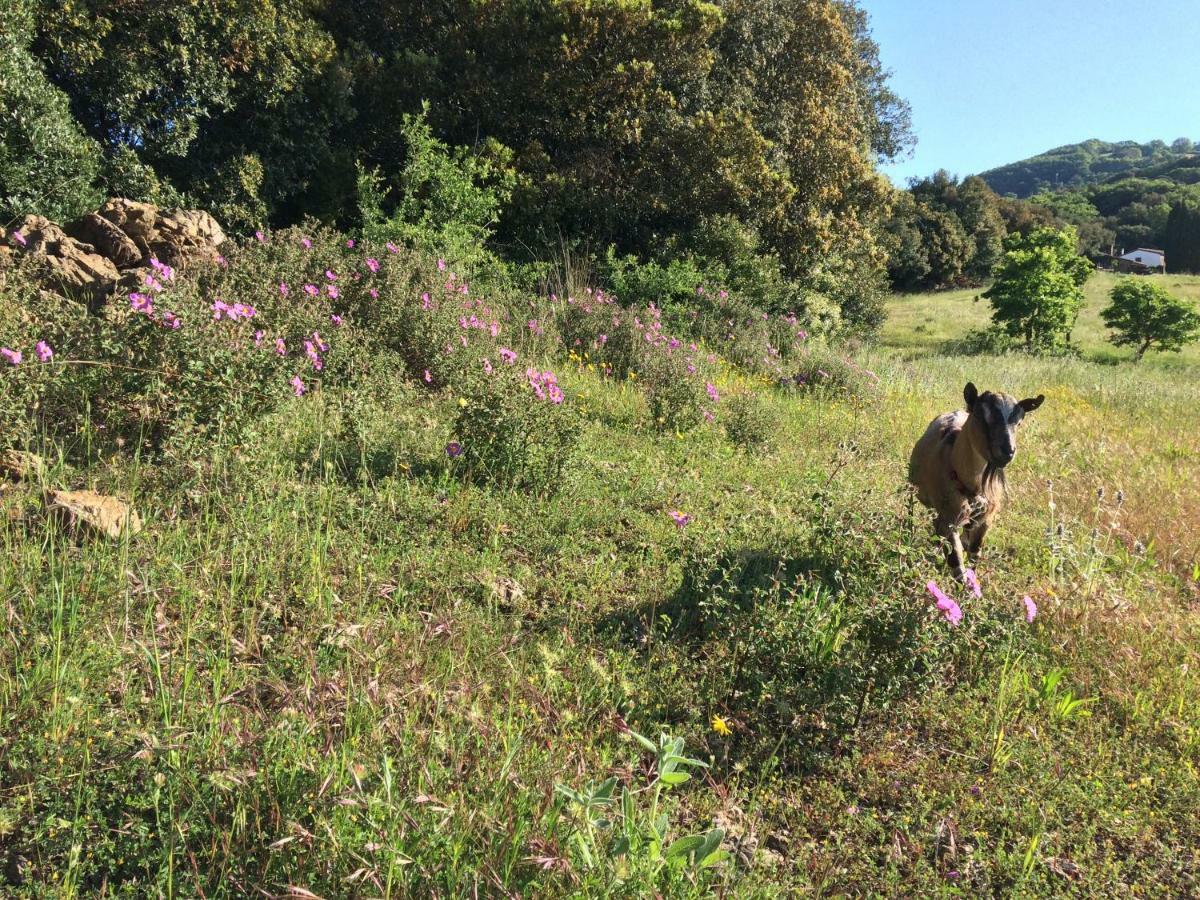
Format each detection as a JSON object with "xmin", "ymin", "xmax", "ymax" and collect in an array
[
  {"xmin": 290, "ymin": 375, "xmax": 306, "ymax": 396},
  {"xmin": 254, "ymin": 330, "xmax": 265, "ymax": 348},
  {"xmin": 275, "ymin": 338, "xmax": 286, "ymax": 356},
  {"xmin": 483, "ymin": 358, "xmax": 493, "ymax": 375},
  {"xmin": 161, "ymin": 311, "xmax": 181, "ymax": 330},
  {"xmin": 230, "ymin": 303, "xmax": 257, "ymax": 320},
  {"xmin": 424, "ymin": 369, "xmax": 432, "ymax": 383},
  {"xmin": 702, "ymin": 409, "xmax": 714, "ymax": 423},
  {"xmin": 706, "ymin": 382, "xmax": 720, "ymax": 403},
  {"xmin": 499, "ymin": 347, "xmax": 517, "ymax": 364},
  {"xmin": 325, "ymin": 269, "xmax": 338, "ymax": 281},
  {"xmin": 446, "ymin": 441, "xmax": 463, "ymax": 458},
  {"xmin": 437, "ymin": 258, "xmax": 447, "ymax": 271},
  {"xmin": 719, "ymin": 290, "xmax": 728, "ymax": 299},
  {"xmin": 35, "ymin": 340, "xmax": 53, "ymax": 362},
  {"xmin": 798, "ymin": 330, "xmax": 808, "ymax": 341},
  {"xmin": 386, "ymin": 241, "xmax": 399, "ymax": 253},
  {"xmin": 670, "ymin": 510, "xmax": 691, "ymax": 527},
  {"xmin": 1023, "ymin": 596, "xmax": 1038, "ymax": 623},
  {"xmin": 255, "ymin": 230, "xmax": 265, "ymax": 242},
  {"xmin": 149, "ymin": 257, "xmax": 174, "ymax": 281},
  {"xmin": 1, "ymin": 347, "xmax": 22, "ymax": 365},
  {"xmin": 304, "ymin": 284, "xmax": 318, "ymax": 296},
  {"xmin": 216, "ymin": 254, "xmax": 228, "ymax": 268},
  {"xmin": 11, "ymin": 231, "xmax": 27, "ymax": 247},
  {"xmin": 366, "ymin": 257, "xmax": 380, "ymax": 273},
  {"xmin": 312, "ymin": 331, "xmax": 328, "ymax": 352},
  {"xmin": 527, "ymin": 319, "xmax": 542, "ymax": 335},
  {"xmin": 548, "ymin": 383, "xmax": 564, "ymax": 404},
  {"xmin": 963, "ymin": 568, "xmax": 982, "ymax": 599},
  {"xmin": 422, "ymin": 292, "xmax": 432, "ymax": 310},
  {"xmin": 346, "ymin": 239, "xmax": 355, "ymax": 249},
  {"xmin": 304, "ymin": 340, "xmax": 323, "ymax": 370},
  {"xmin": 280, "ymin": 282, "xmax": 289, "ymax": 296},
  {"xmin": 926, "ymin": 581, "xmax": 963, "ymax": 626},
  {"xmin": 301, "ymin": 237, "xmax": 313, "ymax": 250},
  {"xmin": 130, "ymin": 293, "xmax": 153, "ymax": 315},
  {"xmin": 326, "ymin": 285, "xmax": 339, "ymax": 299},
  {"xmin": 330, "ymin": 314, "xmax": 344, "ymax": 327}
]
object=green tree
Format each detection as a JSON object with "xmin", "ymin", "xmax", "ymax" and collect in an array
[
  {"xmin": 1101, "ymin": 278, "xmax": 1200, "ymax": 361},
  {"xmin": 1163, "ymin": 201, "xmax": 1200, "ymax": 274},
  {"xmin": 0, "ymin": 0, "xmax": 103, "ymax": 222},
  {"xmin": 983, "ymin": 226, "xmax": 1093, "ymax": 351}
]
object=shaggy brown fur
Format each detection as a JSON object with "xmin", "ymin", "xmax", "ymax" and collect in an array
[{"xmin": 909, "ymin": 383, "xmax": 1044, "ymax": 578}]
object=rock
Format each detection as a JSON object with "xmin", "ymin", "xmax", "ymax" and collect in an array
[
  {"xmin": 47, "ymin": 489, "xmax": 142, "ymax": 540},
  {"xmin": 1, "ymin": 450, "xmax": 46, "ymax": 482},
  {"xmin": 98, "ymin": 199, "xmax": 224, "ymax": 268},
  {"xmin": 97, "ymin": 199, "xmax": 161, "ymax": 257},
  {"xmin": 67, "ymin": 213, "xmax": 143, "ymax": 268},
  {"xmin": 10, "ymin": 215, "xmax": 120, "ymax": 304},
  {"xmin": 8, "ymin": 199, "xmax": 226, "ymax": 307}
]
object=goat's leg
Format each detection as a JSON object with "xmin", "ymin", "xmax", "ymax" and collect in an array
[
  {"xmin": 966, "ymin": 519, "xmax": 990, "ymax": 559},
  {"xmin": 935, "ymin": 512, "xmax": 967, "ymax": 580}
]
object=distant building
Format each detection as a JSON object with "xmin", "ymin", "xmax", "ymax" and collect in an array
[{"xmin": 1113, "ymin": 247, "xmax": 1166, "ymax": 274}]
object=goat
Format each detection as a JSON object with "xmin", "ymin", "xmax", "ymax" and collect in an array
[{"xmin": 908, "ymin": 383, "xmax": 1044, "ymax": 579}]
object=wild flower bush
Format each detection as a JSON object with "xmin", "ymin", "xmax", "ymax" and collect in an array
[
  {"xmin": 721, "ymin": 391, "xmax": 777, "ymax": 452},
  {"xmin": 450, "ymin": 363, "xmax": 581, "ymax": 491},
  {"xmin": 778, "ymin": 346, "xmax": 882, "ymax": 402}
]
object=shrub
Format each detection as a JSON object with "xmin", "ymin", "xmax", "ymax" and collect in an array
[
  {"xmin": 639, "ymin": 348, "xmax": 705, "ymax": 434},
  {"xmin": 1101, "ymin": 277, "xmax": 1200, "ymax": 361},
  {"xmin": 722, "ymin": 392, "xmax": 777, "ymax": 452},
  {"xmin": 0, "ymin": 2, "xmax": 103, "ymax": 222},
  {"xmin": 450, "ymin": 364, "xmax": 580, "ymax": 491},
  {"xmin": 1, "ymin": 228, "xmax": 375, "ymax": 456},
  {"xmin": 984, "ymin": 226, "xmax": 1093, "ymax": 351},
  {"xmin": 778, "ymin": 347, "xmax": 881, "ymax": 403}
]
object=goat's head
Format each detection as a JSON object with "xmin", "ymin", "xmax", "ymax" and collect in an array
[{"xmin": 962, "ymin": 382, "xmax": 1044, "ymax": 468}]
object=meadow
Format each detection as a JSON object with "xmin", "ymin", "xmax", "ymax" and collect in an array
[{"xmin": 1, "ymin": 244, "xmax": 1198, "ymax": 897}]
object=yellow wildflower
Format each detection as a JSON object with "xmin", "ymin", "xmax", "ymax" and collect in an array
[{"xmin": 711, "ymin": 715, "xmax": 732, "ymax": 736}]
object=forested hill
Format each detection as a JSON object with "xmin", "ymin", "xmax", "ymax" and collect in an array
[{"xmin": 979, "ymin": 138, "xmax": 1200, "ymax": 198}]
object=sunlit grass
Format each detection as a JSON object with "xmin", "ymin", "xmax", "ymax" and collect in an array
[{"xmin": 2, "ymin": 272, "xmax": 1199, "ymax": 896}]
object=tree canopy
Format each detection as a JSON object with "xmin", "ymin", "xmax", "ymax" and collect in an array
[
  {"xmin": 3, "ymin": 0, "xmax": 912, "ymax": 332},
  {"xmin": 983, "ymin": 227, "xmax": 1093, "ymax": 351},
  {"xmin": 1101, "ymin": 278, "xmax": 1200, "ymax": 360}
]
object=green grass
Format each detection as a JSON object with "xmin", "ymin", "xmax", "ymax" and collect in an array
[
  {"xmin": 884, "ymin": 270, "xmax": 1200, "ymax": 369},
  {"xmin": 3, "ymin": 271, "xmax": 1200, "ymax": 896}
]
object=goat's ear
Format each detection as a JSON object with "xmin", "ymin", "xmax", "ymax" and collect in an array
[
  {"xmin": 1018, "ymin": 394, "xmax": 1045, "ymax": 413},
  {"xmin": 963, "ymin": 382, "xmax": 978, "ymax": 410}
]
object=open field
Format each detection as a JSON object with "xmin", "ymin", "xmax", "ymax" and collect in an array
[
  {"xmin": 884, "ymin": 271, "xmax": 1200, "ymax": 369},
  {"xmin": 2, "ymin": 258, "xmax": 1199, "ymax": 896}
]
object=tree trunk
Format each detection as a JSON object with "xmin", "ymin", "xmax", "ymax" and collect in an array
[{"xmin": 1136, "ymin": 338, "xmax": 1151, "ymax": 362}]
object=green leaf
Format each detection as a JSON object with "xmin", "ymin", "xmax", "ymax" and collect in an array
[
  {"xmin": 700, "ymin": 849, "xmax": 732, "ymax": 868},
  {"xmin": 664, "ymin": 833, "xmax": 706, "ymax": 861},
  {"xmin": 591, "ymin": 777, "xmax": 618, "ymax": 804},
  {"xmin": 695, "ymin": 827, "xmax": 725, "ymax": 864},
  {"xmin": 631, "ymin": 730, "xmax": 657, "ymax": 753},
  {"xmin": 660, "ymin": 771, "xmax": 691, "ymax": 786},
  {"xmin": 611, "ymin": 835, "xmax": 630, "ymax": 858}
]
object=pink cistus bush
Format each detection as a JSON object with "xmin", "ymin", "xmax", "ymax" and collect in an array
[{"xmin": 449, "ymin": 365, "xmax": 580, "ymax": 492}]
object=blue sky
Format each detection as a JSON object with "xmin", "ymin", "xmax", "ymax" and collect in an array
[{"xmin": 861, "ymin": 0, "xmax": 1200, "ymax": 185}]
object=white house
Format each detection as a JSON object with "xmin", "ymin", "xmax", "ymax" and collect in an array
[{"xmin": 1116, "ymin": 248, "xmax": 1166, "ymax": 273}]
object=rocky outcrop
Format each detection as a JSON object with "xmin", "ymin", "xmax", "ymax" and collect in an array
[{"xmin": 2, "ymin": 199, "xmax": 226, "ymax": 306}]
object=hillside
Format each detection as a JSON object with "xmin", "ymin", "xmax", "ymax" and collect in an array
[
  {"xmin": 979, "ymin": 138, "xmax": 1200, "ymax": 198},
  {"xmin": 3, "ymin": 214, "xmax": 1200, "ymax": 895}
]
